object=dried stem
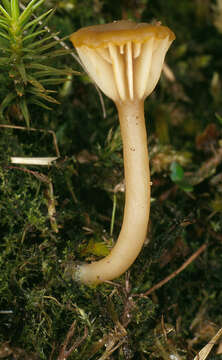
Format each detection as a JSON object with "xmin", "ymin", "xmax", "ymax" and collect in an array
[
  {"xmin": 135, "ymin": 243, "xmax": 208, "ymax": 298},
  {"xmin": 57, "ymin": 321, "xmax": 88, "ymax": 360}
]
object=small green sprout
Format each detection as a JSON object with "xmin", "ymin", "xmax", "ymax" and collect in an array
[
  {"xmin": 0, "ymin": 0, "xmax": 77, "ymax": 126},
  {"xmin": 170, "ymin": 161, "xmax": 193, "ymax": 192}
]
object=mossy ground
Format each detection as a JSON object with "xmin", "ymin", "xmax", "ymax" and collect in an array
[{"xmin": 0, "ymin": 0, "xmax": 222, "ymax": 359}]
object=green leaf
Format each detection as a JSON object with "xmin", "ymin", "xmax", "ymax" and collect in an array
[
  {"xmin": 170, "ymin": 161, "xmax": 184, "ymax": 182},
  {"xmin": 28, "ymin": 89, "xmax": 60, "ymax": 104},
  {"xmin": 22, "ymin": 49, "xmax": 73, "ymax": 63},
  {"xmin": 177, "ymin": 181, "xmax": 193, "ymax": 192},
  {"xmin": 23, "ymin": 8, "xmax": 55, "ymax": 41},
  {"xmin": 80, "ymin": 239, "xmax": 110, "ymax": 257},
  {"xmin": 19, "ymin": 98, "xmax": 30, "ymax": 127},
  {"xmin": 0, "ymin": 30, "xmax": 10, "ymax": 40},
  {"xmin": 39, "ymin": 78, "xmax": 69, "ymax": 85},
  {"xmin": 0, "ymin": 56, "xmax": 10, "ymax": 65},
  {"xmin": 18, "ymin": 0, "xmax": 44, "ymax": 27},
  {"xmin": 32, "ymin": 0, "xmax": 46, "ymax": 11},
  {"xmin": 23, "ymin": 9, "xmax": 53, "ymax": 31},
  {"xmin": 27, "ymin": 63, "xmax": 76, "ymax": 78},
  {"xmin": 11, "ymin": 0, "xmax": 20, "ymax": 20},
  {"xmin": 0, "ymin": 19, "xmax": 9, "ymax": 30},
  {"xmin": 170, "ymin": 161, "xmax": 193, "ymax": 192},
  {"xmin": 23, "ymin": 29, "xmax": 47, "ymax": 42},
  {"xmin": 0, "ymin": 14, "xmax": 8, "ymax": 20},
  {"xmin": 215, "ymin": 113, "xmax": 222, "ymax": 125},
  {"xmin": 0, "ymin": 4, "xmax": 11, "ymax": 21},
  {"xmin": 41, "ymin": 49, "xmax": 77, "ymax": 58},
  {"xmin": 16, "ymin": 61, "xmax": 27, "ymax": 83},
  {"xmin": 15, "ymin": 82, "xmax": 25, "ymax": 97},
  {"xmin": 30, "ymin": 98, "xmax": 52, "ymax": 110},
  {"xmin": 0, "ymin": 92, "xmax": 17, "ymax": 117},
  {"xmin": 30, "ymin": 39, "xmax": 63, "ymax": 53},
  {"xmin": 25, "ymin": 32, "xmax": 60, "ymax": 49},
  {"xmin": 27, "ymin": 75, "xmax": 46, "ymax": 92},
  {"xmin": 27, "ymin": 63, "xmax": 54, "ymax": 71},
  {"xmin": 0, "ymin": 43, "xmax": 11, "ymax": 52},
  {"xmin": 2, "ymin": 0, "xmax": 10, "ymax": 14},
  {"xmin": 34, "ymin": 6, "xmax": 55, "ymax": 30}
]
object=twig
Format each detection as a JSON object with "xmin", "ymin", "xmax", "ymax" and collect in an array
[
  {"xmin": 98, "ymin": 337, "xmax": 126, "ymax": 360},
  {"xmin": 163, "ymin": 63, "xmax": 176, "ymax": 82},
  {"xmin": 57, "ymin": 321, "xmax": 88, "ymax": 360},
  {"xmin": 6, "ymin": 165, "xmax": 51, "ymax": 183},
  {"xmin": 43, "ymin": 296, "xmax": 63, "ymax": 308},
  {"xmin": 209, "ymin": 228, "xmax": 222, "ymax": 243},
  {"xmin": 11, "ymin": 157, "xmax": 58, "ymax": 165},
  {"xmin": 136, "ymin": 243, "xmax": 208, "ymax": 297}
]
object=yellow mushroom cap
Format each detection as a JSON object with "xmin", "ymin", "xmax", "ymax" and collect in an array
[
  {"xmin": 70, "ymin": 20, "xmax": 175, "ymax": 48},
  {"xmin": 70, "ymin": 20, "xmax": 175, "ymax": 102}
]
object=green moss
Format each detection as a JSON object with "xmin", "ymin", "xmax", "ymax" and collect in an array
[{"xmin": 1, "ymin": 0, "xmax": 222, "ymax": 359}]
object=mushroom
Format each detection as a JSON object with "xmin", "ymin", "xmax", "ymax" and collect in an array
[{"xmin": 69, "ymin": 20, "xmax": 175, "ymax": 284}]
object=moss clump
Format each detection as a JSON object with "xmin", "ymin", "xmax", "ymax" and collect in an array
[{"xmin": 1, "ymin": 0, "xmax": 222, "ymax": 359}]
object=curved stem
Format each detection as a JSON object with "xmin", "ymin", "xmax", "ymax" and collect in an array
[{"xmin": 72, "ymin": 100, "xmax": 150, "ymax": 284}]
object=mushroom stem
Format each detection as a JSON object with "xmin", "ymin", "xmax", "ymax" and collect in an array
[
  {"xmin": 73, "ymin": 100, "xmax": 150, "ymax": 284},
  {"xmin": 67, "ymin": 19, "xmax": 175, "ymax": 284}
]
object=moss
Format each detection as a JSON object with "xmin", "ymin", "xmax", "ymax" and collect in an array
[{"xmin": 1, "ymin": 0, "xmax": 222, "ymax": 359}]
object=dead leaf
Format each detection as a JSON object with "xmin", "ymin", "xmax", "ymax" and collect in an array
[{"xmin": 193, "ymin": 327, "xmax": 222, "ymax": 360}]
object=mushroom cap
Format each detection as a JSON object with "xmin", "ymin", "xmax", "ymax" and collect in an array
[
  {"xmin": 70, "ymin": 20, "xmax": 175, "ymax": 48},
  {"xmin": 70, "ymin": 20, "xmax": 175, "ymax": 102}
]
